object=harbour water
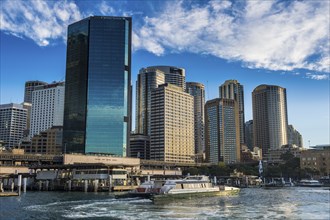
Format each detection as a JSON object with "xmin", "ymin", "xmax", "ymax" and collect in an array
[{"xmin": 1, "ymin": 187, "xmax": 329, "ymax": 219}]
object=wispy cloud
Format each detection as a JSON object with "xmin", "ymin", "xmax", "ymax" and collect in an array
[
  {"xmin": 305, "ymin": 73, "xmax": 329, "ymax": 80},
  {"xmin": 133, "ymin": 0, "xmax": 330, "ymax": 73},
  {"xmin": 0, "ymin": 0, "xmax": 83, "ymax": 46}
]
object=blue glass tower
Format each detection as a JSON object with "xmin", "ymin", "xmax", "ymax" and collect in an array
[{"xmin": 63, "ymin": 16, "xmax": 132, "ymax": 156}]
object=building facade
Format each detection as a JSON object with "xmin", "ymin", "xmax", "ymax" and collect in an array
[
  {"xmin": 252, "ymin": 85, "xmax": 288, "ymax": 158},
  {"xmin": 0, "ymin": 103, "xmax": 27, "ymax": 148},
  {"xmin": 22, "ymin": 126, "xmax": 63, "ymax": 154},
  {"xmin": 205, "ymin": 98, "xmax": 240, "ymax": 164},
  {"xmin": 287, "ymin": 124, "xmax": 303, "ymax": 148},
  {"xmin": 219, "ymin": 80, "xmax": 245, "ymax": 145},
  {"xmin": 186, "ymin": 82, "xmax": 205, "ymax": 155},
  {"xmin": 300, "ymin": 146, "xmax": 330, "ymax": 177},
  {"xmin": 135, "ymin": 67, "xmax": 165, "ymax": 135},
  {"xmin": 24, "ymin": 80, "xmax": 48, "ymax": 103},
  {"xmin": 30, "ymin": 82, "xmax": 65, "ymax": 139},
  {"xmin": 150, "ymin": 84, "xmax": 194, "ymax": 163},
  {"xmin": 245, "ymin": 120, "xmax": 254, "ymax": 150},
  {"xmin": 63, "ymin": 16, "xmax": 132, "ymax": 156},
  {"xmin": 129, "ymin": 134, "xmax": 150, "ymax": 159},
  {"xmin": 148, "ymin": 66, "xmax": 185, "ymax": 91}
]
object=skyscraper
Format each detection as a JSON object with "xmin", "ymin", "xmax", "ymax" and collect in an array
[
  {"xmin": 63, "ymin": 16, "xmax": 132, "ymax": 156},
  {"xmin": 219, "ymin": 80, "xmax": 245, "ymax": 145},
  {"xmin": 287, "ymin": 125, "xmax": 303, "ymax": 148},
  {"xmin": 245, "ymin": 120, "xmax": 254, "ymax": 150},
  {"xmin": 24, "ymin": 80, "xmax": 48, "ymax": 103},
  {"xmin": 30, "ymin": 82, "xmax": 65, "ymax": 139},
  {"xmin": 186, "ymin": 82, "xmax": 205, "ymax": 155},
  {"xmin": 205, "ymin": 98, "xmax": 240, "ymax": 164},
  {"xmin": 148, "ymin": 66, "xmax": 185, "ymax": 91},
  {"xmin": 150, "ymin": 83, "xmax": 194, "ymax": 163},
  {"xmin": 135, "ymin": 67, "xmax": 165, "ymax": 135},
  {"xmin": 252, "ymin": 85, "xmax": 288, "ymax": 158},
  {"xmin": 0, "ymin": 103, "xmax": 27, "ymax": 148}
]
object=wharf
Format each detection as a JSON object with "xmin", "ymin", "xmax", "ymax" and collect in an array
[{"xmin": 0, "ymin": 192, "xmax": 19, "ymax": 197}]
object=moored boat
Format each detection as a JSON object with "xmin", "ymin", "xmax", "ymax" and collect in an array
[
  {"xmin": 151, "ymin": 176, "xmax": 239, "ymax": 202},
  {"xmin": 297, "ymin": 179, "xmax": 323, "ymax": 187},
  {"xmin": 115, "ymin": 180, "xmax": 164, "ymax": 199}
]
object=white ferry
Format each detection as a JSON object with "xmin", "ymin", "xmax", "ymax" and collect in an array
[
  {"xmin": 297, "ymin": 179, "xmax": 323, "ymax": 187},
  {"xmin": 151, "ymin": 176, "xmax": 239, "ymax": 202}
]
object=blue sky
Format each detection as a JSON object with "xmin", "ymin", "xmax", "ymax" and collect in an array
[{"xmin": 1, "ymin": 0, "xmax": 329, "ymax": 147}]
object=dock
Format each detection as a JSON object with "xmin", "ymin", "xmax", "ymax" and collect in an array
[{"xmin": 0, "ymin": 192, "xmax": 19, "ymax": 197}]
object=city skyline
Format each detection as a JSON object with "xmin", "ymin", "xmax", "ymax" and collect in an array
[{"xmin": 1, "ymin": 0, "xmax": 329, "ymax": 147}]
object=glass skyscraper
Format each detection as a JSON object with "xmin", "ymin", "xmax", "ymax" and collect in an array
[{"xmin": 63, "ymin": 16, "xmax": 132, "ymax": 156}]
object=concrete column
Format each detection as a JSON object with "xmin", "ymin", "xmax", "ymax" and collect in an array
[
  {"xmin": 84, "ymin": 180, "xmax": 88, "ymax": 192},
  {"xmin": 45, "ymin": 180, "xmax": 49, "ymax": 191},
  {"xmin": 11, "ymin": 181, "xmax": 15, "ymax": 192},
  {"xmin": 23, "ymin": 178, "xmax": 27, "ymax": 193},
  {"xmin": 0, "ymin": 182, "xmax": 4, "ymax": 192},
  {"xmin": 38, "ymin": 181, "xmax": 42, "ymax": 191},
  {"xmin": 17, "ymin": 175, "xmax": 22, "ymax": 195},
  {"xmin": 93, "ymin": 180, "xmax": 99, "ymax": 192},
  {"xmin": 68, "ymin": 180, "xmax": 72, "ymax": 191},
  {"xmin": 147, "ymin": 175, "xmax": 150, "ymax": 182},
  {"xmin": 108, "ymin": 176, "xmax": 112, "ymax": 192},
  {"xmin": 214, "ymin": 176, "xmax": 217, "ymax": 185}
]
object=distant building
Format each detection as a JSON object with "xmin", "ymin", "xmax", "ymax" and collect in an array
[
  {"xmin": 148, "ymin": 66, "xmax": 185, "ymax": 91},
  {"xmin": 245, "ymin": 120, "xmax": 254, "ymax": 150},
  {"xmin": 24, "ymin": 80, "xmax": 48, "ymax": 103},
  {"xmin": 300, "ymin": 146, "xmax": 330, "ymax": 177},
  {"xmin": 287, "ymin": 125, "xmax": 303, "ymax": 148},
  {"xmin": 21, "ymin": 126, "xmax": 63, "ymax": 154},
  {"xmin": 252, "ymin": 85, "xmax": 288, "ymax": 158},
  {"xmin": 267, "ymin": 144, "xmax": 303, "ymax": 165},
  {"xmin": 150, "ymin": 83, "xmax": 194, "ymax": 163},
  {"xmin": 205, "ymin": 98, "xmax": 240, "ymax": 164},
  {"xmin": 30, "ymin": 82, "xmax": 65, "ymax": 139},
  {"xmin": 129, "ymin": 134, "xmax": 150, "ymax": 159},
  {"xmin": 62, "ymin": 16, "xmax": 132, "ymax": 156},
  {"xmin": 0, "ymin": 103, "xmax": 27, "ymax": 148},
  {"xmin": 135, "ymin": 67, "xmax": 165, "ymax": 135},
  {"xmin": 22, "ymin": 102, "xmax": 32, "ymax": 139},
  {"xmin": 186, "ymin": 82, "xmax": 205, "ymax": 155},
  {"xmin": 219, "ymin": 80, "xmax": 245, "ymax": 145}
]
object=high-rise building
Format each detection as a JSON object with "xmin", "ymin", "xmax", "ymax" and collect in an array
[
  {"xmin": 63, "ymin": 16, "xmax": 132, "ymax": 156},
  {"xmin": 148, "ymin": 66, "xmax": 185, "ymax": 91},
  {"xmin": 252, "ymin": 85, "xmax": 288, "ymax": 158},
  {"xmin": 245, "ymin": 120, "xmax": 254, "ymax": 150},
  {"xmin": 186, "ymin": 82, "xmax": 205, "ymax": 155},
  {"xmin": 30, "ymin": 82, "xmax": 65, "ymax": 139},
  {"xmin": 205, "ymin": 98, "xmax": 240, "ymax": 164},
  {"xmin": 135, "ymin": 67, "xmax": 165, "ymax": 135},
  {"xmin": 24, "ymin": 80, "xmax": 48, "ymax": 103},
  {"xmin": 288, "ymin": 125, "xmax": 303, "ymax": 148},
  {"xmin": 150, "ymin": 83, "xmax": 194, "ymax": 163},
  {"xmin": 0, "ymin": 103, "xmax": 27, "ymax": 148},
  {"xmin": 219, "ymin": 80, "xmax": 245, "ymax": 145},
  {"xmin": 129, "ymin": 134, "xmax": 150, "ymax": 159},
  {"xmin": 22, "ymin": 102, "xmax": 32, "ymax": 139}
]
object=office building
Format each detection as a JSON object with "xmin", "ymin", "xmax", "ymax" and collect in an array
[
  {"xmin": 148, "ymin": 66, "xmax": 185, "ymax": 91},
  {"xmin": 288, "ymin": 125, "xmax": 303, "ymax": 148},
  {"xmin": 0, "ymin": 103, "xmax": 27, "ymax": 148},
  {"xmin": 245, "ymin": 120, "xmax": 254, "ymax": 150},
  {"xmin": 135, "ymin": 67, "xmax": 165, "ymax": 135},
  {"xmin": 252, "ymin": 85, "xmax": 288, "ymax": 158},
  {"xmin": 63, "ymin": 16, "xmax": 132, "ymax": 156},
  {"xmin": 22, "ymin": 126, "xmax": 63, "ymax": 154},
  {"xmin": 150, "ymin": 83, "xmax": 194, "ymax": 163},
  {"xmin": 30, "ymin": 82, "xmax": 65, "ymax": 138},
  {"xmin": 219, "ymin": 80, "xmax": 245, "ymax": 145},
  {"xmin": 24, "ymin": 80, "xmax": 48, "ymax": 103},
  {"xmin": 186, "ymin": 82, "xmax": 205, "ymax": 155},
  {"xmin": 205, "ymin": 98, "xmax": 240, "ymax": 164},
  {"xmin": 129, "ymin": 134, "xmax": 150, "ymax": 159}
]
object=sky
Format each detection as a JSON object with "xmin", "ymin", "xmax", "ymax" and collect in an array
[{"xmin": 0, "ymin": 0, "xmax": 329, "ymax": 147}]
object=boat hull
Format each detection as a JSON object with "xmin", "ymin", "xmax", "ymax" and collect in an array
[{"xmin": 151, "ymin": 188, "xmax": 239, "ymax": 203}]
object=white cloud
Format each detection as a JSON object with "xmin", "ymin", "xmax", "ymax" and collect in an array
[
  {"xmin": 306, "ymin": 73, "xmax": 329, "ymax": 80},
  {"xmin": 0, "ymin": 0, "xmax": 83, "ymax": 46},
  {"xmin": 133, "ymin": 0, "xmax": 330, "ymax": 73},
  {"xmin": 99, "ymin": 1, "xmax": 115, "ymax": 15}
]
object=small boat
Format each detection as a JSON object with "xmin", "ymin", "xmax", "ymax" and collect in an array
[
  {"xmin": 297, "ymin": 179, "xmax": 323, "ymax": 187},
  {"xmin": 115, "ymin": 180, "xmax": 164, "ymax": 199},
  {"xmin": 151, "ymin": 175, "xmax": 239, "ymax": 202}
]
